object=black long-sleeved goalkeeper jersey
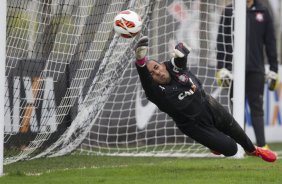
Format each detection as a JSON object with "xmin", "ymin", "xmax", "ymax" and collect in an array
[
  {"xmin": 136, "ymin": 57, "xmax": 207, "ymax": 124},
  {"xmin": 217, "ymin": 1, "xmax": 278, "ymax": 73},
  {"xmin": 136, "ymin": 56, "xmax": 257, "ymax": 155}
]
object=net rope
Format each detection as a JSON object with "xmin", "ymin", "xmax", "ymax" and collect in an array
[{"xmin": 4, "ymin": 0, "xmax": 233, "ymax": 164}]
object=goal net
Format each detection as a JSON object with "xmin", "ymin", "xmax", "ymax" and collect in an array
[{"xmin": 4, "ymin": 0, "xmax": 234, "ymax": 164}]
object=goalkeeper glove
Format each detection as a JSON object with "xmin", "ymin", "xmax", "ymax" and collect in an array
[
  {"xmin": 134, "ymin": 36, "xmax": 148, "ymax": 65},
  {"xmin": 172, "ymin": 42, "xmax": 191, "ymax": 58},
  {"xmin": 266, "ymin": 70, "xmax": 279, "ymax": 91},
  {"xmin": 216, "ymin": 68, "xmax": 233, "ymax": 87}
]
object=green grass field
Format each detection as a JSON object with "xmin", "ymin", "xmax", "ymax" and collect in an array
[{"xmin": 1, "ymin": 143, "xmax": 282, "ymax": 184}]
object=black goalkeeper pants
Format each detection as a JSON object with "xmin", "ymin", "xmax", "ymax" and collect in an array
[{"xmin": 176, "ymin": 95, "xmax": 256, "ymax": 156}]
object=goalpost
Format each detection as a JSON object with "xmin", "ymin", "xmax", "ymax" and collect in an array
[
  {"xmin": 233, "ymin": 0, "xmax": 246, "ymax": 158},
  {"xmin": 0, "ymin": 0, "xmax": 6, "ymax": 176},
  {"xmin": 1, "ymin": 0, "xmax": 246, "ymax": 169}
]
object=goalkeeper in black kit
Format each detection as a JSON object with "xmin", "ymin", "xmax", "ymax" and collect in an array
[{"xmin": 134, "ymin": 36, "xmax": 276, "ymax": 162}]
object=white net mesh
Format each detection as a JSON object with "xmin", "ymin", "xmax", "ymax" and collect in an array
[{"xmin": 4, "ymin": 0, "xmax": 233, "ymax": 164}]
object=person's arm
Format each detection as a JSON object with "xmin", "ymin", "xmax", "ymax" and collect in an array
[
  {"xmin": 134, "ymin": 36, "xmax": 161, "ymax": 102},
  {"xmin": 264, "ymin": 9, "xmax": 278, "ymax": 73},
  {"xmin": 264, "ymin": 9, "xmax": 279, "ymax": 90},
  {"xmin": 171, "ymin": 42, "xmax": 191, "ymax": 69},
  {"xmin": 135, "ymin": 59, "xmax": 157, "ymax": 97},
  {"xmin": 134, "ymin": 36, "xmax": 154, "ymax": 91}
]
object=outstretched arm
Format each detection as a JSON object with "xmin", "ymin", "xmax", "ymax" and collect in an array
[
  {"xmin": 171, "ymin": 42, "xmax": 191, "ymax": 69},
  {"xmin": 134, "ymin": 36, "xmax": 160, "ymax": 102},
  {"xmin": 134, "ymin": 36, "xmax": 152, "ymax": 88}
]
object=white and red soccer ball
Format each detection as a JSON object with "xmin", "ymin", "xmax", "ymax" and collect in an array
[{"xmin": 113, "ymin": 10, "xmax": 142, "ymax": 38}]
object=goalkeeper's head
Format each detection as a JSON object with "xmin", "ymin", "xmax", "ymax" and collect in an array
[{"xmin": 147, "ymin": 59, "xmax": 171, "ymax": 85}]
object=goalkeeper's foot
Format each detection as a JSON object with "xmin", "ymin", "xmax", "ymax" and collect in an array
[{"xmin": 251, "ymin": 147, "xmax": 277, "ymax": 162}]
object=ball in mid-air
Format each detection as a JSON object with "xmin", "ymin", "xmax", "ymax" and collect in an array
[{"xmin": 113, "ymin": 10, "xmax": 142, "ymax": 38}]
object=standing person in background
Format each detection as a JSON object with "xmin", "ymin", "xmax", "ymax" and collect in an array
[{"xmin": 216, "ymin": 0, "xmax": 279, "ymax": 149}]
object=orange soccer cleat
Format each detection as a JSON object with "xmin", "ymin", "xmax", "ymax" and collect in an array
[{"xmin": 252, "ymin": 147, "xmax": 277, "ymax": 162}]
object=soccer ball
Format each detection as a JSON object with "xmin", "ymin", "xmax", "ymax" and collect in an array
[{"xmin": 113, "ymin": 10, "xmax": 142, "ymax": 38}]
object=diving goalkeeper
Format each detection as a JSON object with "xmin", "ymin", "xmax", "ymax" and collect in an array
[{"xmin": 134, "ymin": 36, "xmax": 276, "ymax": 162}]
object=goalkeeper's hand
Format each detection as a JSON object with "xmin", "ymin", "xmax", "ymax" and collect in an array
[
  {"xmin": 266, "ymin": 70, "xmax": 279, "ymax": 91},
  {"xmin": 216, "ymin": 68, "xmax": 233, "ymax": 87},
  {"xmin": 172, "ymin": 42, "xmax": 191, "ymax": 58},
  {"xmin": 135, "ymin": 36, "xmax": 148, "ymax": 60}
]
